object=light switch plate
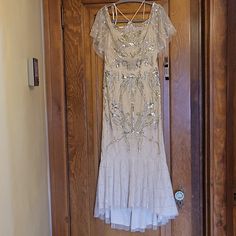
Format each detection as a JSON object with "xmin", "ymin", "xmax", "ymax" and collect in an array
[{"xmin": 28, "ymin": 58, "xmax": 39, "ymax": 87}]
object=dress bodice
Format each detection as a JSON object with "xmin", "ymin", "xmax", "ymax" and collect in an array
[{"xmin": 90, "ymin": 2, "xmax": 176, "ymax": 71}]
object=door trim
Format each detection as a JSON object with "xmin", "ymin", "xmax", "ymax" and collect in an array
[
  {"xmin": 226, "ymin": 0, "xmax": 236, "ymax": 235},
  {"xmin": 43, "ymin": 0, "xmax": 229, "ymax": 235},
  {"xmin": 204, "ymin": 0, "xmax": 228, "ymax": 235},
  {"xmin": 190, "ymin": 0, "xmax": 203, "ymax": 234},
  {"xmin": 43, "ymin": 1, "xmax": 70, "ymax": 236}
]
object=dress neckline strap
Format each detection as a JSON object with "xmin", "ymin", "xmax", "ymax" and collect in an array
[
  {"xmin": 112, "ymin": 0, "xmax": 149, "ymax": 24},
  {"xmin": 105, "ymin": 2, "xmax": 156, "ymax": 30}
]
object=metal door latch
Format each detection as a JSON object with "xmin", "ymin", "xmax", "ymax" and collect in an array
[
  {"xmin": 174, "ymin": 187, "xmax": 185, "ymax": 209},
  {"xmin": 233, "ymin": 188, "xmax": 236, "ymax": 205},
  {"xmin": 163, "ymin": 56, "xmax": 169, "ymax": 80}
]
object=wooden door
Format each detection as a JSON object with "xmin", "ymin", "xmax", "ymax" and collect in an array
[{"xmin": 63, "ymin": 0, "xmax": 202, "ymax": 235}]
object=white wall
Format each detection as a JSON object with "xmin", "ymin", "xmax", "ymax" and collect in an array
[{"xmin": 0, "ymin": 0, "xmax": 51, "ymax": 235}]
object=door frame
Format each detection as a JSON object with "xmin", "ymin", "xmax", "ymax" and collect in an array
[{"xmin": 42, "ymin": 0, "xmax": 230, "ymax": 235}]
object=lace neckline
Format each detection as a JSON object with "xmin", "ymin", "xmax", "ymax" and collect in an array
[{"xmin": 104, "ymin": 2, "xmax": 155, "ymax": 30}]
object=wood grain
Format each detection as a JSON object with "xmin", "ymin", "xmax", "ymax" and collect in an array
[
  {"xmin": 205, "ymin": 0, "xmax": 227, "ymax": 235},
  {"xmin": 43, "ymin": 0, "xmax": 236, "ymax": 235},
  {"xmin": 190, "ymin": 0, "xmax": 203, "ymax": 235},
  {"xmin": 64, "ymin": 2, "xmax": 173, "ymax": 235},
  {"xmin": 64, "ymin": 0, "xmax": 204, "ymax": 235},
  {"xmin": 43, "ymin": 0, "xmax": 70, "ymax": 236},
  {"xmin": 45, "ymin": 0, "xmax": 203, "ymax": 235},
  {"xmin": 63, "ymin": 1, "xmax": 91, "ymax": 235},
  {"xmin": 234, "ymin": 208, "xmax": 236, "ymax": 236},
  {"xmin": 227, "ymin": 0, "xmax": 236, "ymax": 235},
  {"xmin": 169, "ymin": 0, "xmax": 192, "ymax": 235}
]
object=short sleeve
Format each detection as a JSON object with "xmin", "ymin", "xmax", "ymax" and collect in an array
[
  {"xmin": 90, "ymin": 8, "xmax": 108, "ymax": 58},
  {"xmin": 155, "ymin": 5, "xmax": 177, "ymax": 54}
]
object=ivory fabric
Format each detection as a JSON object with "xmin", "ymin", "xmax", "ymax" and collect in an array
[{"xmin": 90, "ymin": 2, "xmax": 178, "ymax": 232}]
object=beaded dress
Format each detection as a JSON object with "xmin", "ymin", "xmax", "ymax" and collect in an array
[{"xmin": 90, "ymin": 2, "xmax": 178, "ymax": 232}]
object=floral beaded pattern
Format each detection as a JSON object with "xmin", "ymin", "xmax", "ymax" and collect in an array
[
  {"xmin": 90, "ymin": 2, "xmax": 176, "ymax": 153},
  {"xmin": 103, "ymin": 69, "xmax": 161, "ymax": 152},
  {"xmin": 91, "ymin": 3, "xmax": 179, "ymax": 232}
]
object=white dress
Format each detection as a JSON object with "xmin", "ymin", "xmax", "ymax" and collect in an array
[{"xmin": 90, "ymin": 2, "xmax": 178, "ymax": 232}]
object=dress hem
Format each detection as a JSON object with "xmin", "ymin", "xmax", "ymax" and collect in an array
[{"xmin": 94, "ymin": 207, "xmax": 179, "ymax": 232}]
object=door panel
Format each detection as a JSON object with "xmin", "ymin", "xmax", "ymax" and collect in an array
[{"xmin": 63, "ymin": 0, "xmax": 198, "ymax": 235}]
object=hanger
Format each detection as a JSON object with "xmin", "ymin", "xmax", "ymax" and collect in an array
[
  {"xmin": 106, "ymin": 0, "xmax": 153, "ymax": 8},
  {"xmin": 106, "ymin": 0, "xmax": 153, "ymax": 24}
]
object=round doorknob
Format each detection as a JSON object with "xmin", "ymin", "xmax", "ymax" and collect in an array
[{"xmin": 174, "ymin": 189, "xmax": 185, "ymax": 208}]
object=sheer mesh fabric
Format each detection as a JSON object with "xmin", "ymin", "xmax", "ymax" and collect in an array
[{"xmin": 90, "ymin": 2, "xmax": 178, "ymax": 232}]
